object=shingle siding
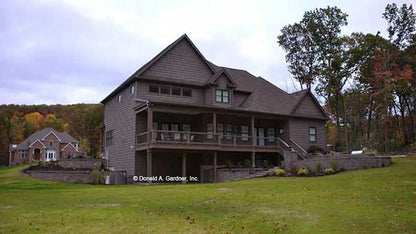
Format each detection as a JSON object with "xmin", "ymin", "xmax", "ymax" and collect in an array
[
  {"xmin": 104, "ymin": 82, "xmax": 137, "ymax": 176},
  {"xmin": 142, "ymin": 39, "xmax": 213, "ymax": 85},
  {"xmin": 293, "ymin": 94, "xmax": 325, "ymax": 118},
  {"xmin": 289, "ymin": 119, "xmax": 327, "ymax": 150}
]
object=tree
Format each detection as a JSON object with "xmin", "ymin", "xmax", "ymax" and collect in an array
[{"xmin": 278, "ymin": 6, "xmax": 349, "ymax": 148}]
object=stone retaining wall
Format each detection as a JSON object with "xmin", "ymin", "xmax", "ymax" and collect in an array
[
  {"xmin": 26, "ymin": 170, "xmax": 96, "ymax": 183},
  {"xmin": 57, "ymin": 158, "xmax": 103, "ymax": 169},
  {"xmin": 287, "ymin": 156, "xmax": 391, "ymax": 173},
  {"xmin": 216, "ymin": 168, "xmax": 273, "ymax": 182}
]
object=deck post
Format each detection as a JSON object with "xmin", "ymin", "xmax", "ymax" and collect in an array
[
  {"xmin": 213, "ymin": 152, "xmax": 217, "ymax": 182},
  {"xmin": 182, "ymin": 153, "xmax": 187, "ymax": 183},
  {"xmin": 251, "ymin": 151, "xmax": 255, "ymax": 168},
  {"xmin": 213, "ymin": 112, "xmax": 217, "ymax": 143},
  {"xmin": 146, "ymin": 149, "xmax": 152, "ymax": 178}
]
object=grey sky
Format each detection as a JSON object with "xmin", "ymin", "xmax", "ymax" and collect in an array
[{"xmin": 0, "ymin": 0, "xmax": 413, "ymax": 104}]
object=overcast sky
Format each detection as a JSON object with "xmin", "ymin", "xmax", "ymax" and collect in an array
[{"xmin": 1, "ymin": 0, "xmax": 414, "ymax": 105}]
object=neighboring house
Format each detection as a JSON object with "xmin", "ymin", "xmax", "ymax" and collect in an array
[
  {"xmin": 101, "ymin": 34, "xmax": 328, "ymax": 182},
  {"xmin": 9, "ymin": 128, "xmax": 80, "ymax": 165}
]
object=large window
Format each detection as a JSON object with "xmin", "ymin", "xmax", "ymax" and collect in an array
[
  {"xmin": 182, "ymin": 88, "xmax": 192, "ymax": 97},
  {"xmin": 172, "ymin": 87, "xmax": 181, "ymax": 95},
  {"xmin": 309, "ymin": 127, "xmax": 317, "ymax": 142},
  {"xmin": 241, "ymin": 125, "xmax": 249, "ymax": 141},
  {"xmin": 207, "ymin": 123, "xmax": 213, "ymax": 139},
  {"xmin": 226, "ymin": 124, "xmax": 232, "ymax": 140},
  {"xmin": 106, "ymin": 130, "xmax": 113, "ymax": 146},
  {"xmin": 216, "ymin": 90, "xmax": 229, "ymax": 103},
  {"xmin": 149, "ymin": 84, "xmax": 159, "ymax": 93},
  {"xmin": 149, "ymin": 84, "xmax": 192, "ymax": 97},
  {"xmin": 267, "ymin": 128, "xmax": 275, "ymax": 143},
  {"xmin": 160, "ymin": 86, "xmax": 171, "ymax": 94}
]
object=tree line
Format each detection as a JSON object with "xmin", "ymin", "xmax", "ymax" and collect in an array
[
  {"xmin": 0, "ymin": 104, "xmax": 103, "ymax": 165},
  {"xmin": 278, "ymin": 3, "xmax": 416, "ymax": 153}
]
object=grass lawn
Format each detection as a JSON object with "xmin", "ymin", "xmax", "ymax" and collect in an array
[{"xmin": 0, "ymin": 158, "xmax": 415, "ymax": 233}]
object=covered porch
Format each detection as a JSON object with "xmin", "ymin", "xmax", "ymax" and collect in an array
[{"xmin": 135, "ymin": 105, "xmax": 290, "ymax": 152}]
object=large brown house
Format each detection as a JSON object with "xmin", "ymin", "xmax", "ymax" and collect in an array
[
  {"xmin": 9, "ymin": 128, "xmax": 80, "ymax": 165},
  {"xmin": 101, "ymin": 34, "xmax": 328, "ymax": 182}
]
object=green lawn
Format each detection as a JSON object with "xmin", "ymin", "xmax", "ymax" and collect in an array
[{"xmin": 0, "ymin": 158, "xmax": 415, "ymax": 233}]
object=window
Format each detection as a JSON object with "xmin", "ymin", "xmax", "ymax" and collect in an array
[
  {"xmin": 216, "ymin": 90, "xmax": 229, "ymax": 103},
  {"xmin": 49, "ymin": 141, "xmax": 53, "ymax": 147},
  {"xmin": 130, "ymin": 85, "xmax": 135, "ymax": 94},
  {"xmin": 207, "ymin": 123, "xmax": 213, "ymax": 139},
  {"xmin": 160, "ymin": 86, "xmax": 171, "ymax": 94},
  {"xmin": 225, "ymin": 124, "xmax": 232, "ymax": 140},
  {"xmin": 267, "ymin": 128, "xmax": 275, "ymax": 143},
  {"xmin": 217, "ymin": 123, "xmax": 224, "ymax": 139},
  {"xmin": 241, "ymin": 125, "xmax": 249, "ymax": 141},
  {"xmin": 172, "ymin": 87, "xmax": 181, "ymax": 95},
  {"xmin": 149, "ymin": 84, "xmax": 159, "ymax": 93},
  {"xmin": 106, "ymin": 130, "xmax": 113, "ymax": 146},
  {"xmin": 118, "ymin": 95, "xmax": 122, "ymax": 102},
  {"xmin": 182, "ymin": 88, "xmax": 192, "ymax": 97},
  {"xmin": 309, "ymin": 127, "xmax": 317, "ymax": 142}
]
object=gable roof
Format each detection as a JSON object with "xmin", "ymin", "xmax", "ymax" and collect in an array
[
  {"xmin": 207, "ymin": 68, "xmax": 237, "ymax": 88},
  {"xmin": 101, "ymin": 34, "xmax": 327, "ymax": 119},
  {"xmin": 61, "ymin": 142, "xmax": 78, "ymax": 152},
  {"xmin": 14, "ymin": 128, "xmax": 78, "ymax": 150},
  {"xmin": 288, "ymin": 89, "xmax": 328, "ymax": 118},
  {"xmin": 41, "ymin": 130, "xmax": 61, "ymax": 142},
  {"xmin": 28, "ymin": 139, "xmax": 46, "ymax": 148},
  {"xmin": 101, "ymin": 34, "xmax": 216, "ymax": 103}
]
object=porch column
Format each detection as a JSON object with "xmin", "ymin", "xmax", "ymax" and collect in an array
[
  {"xmin": 213, "ymin": 112, "xmax": 217, "ymax": 134},
  {"xmin": 251, "ymin": 151, "xmax": 256, "ymax": 168},
  {"xmin": 182, "ymin": 153, "xmax": 187, "ymax": 184},
  {"xmin": 251, "ymin": 116, "xmax": 256, "ymax": 146},
  {"xmin": 213, "ymin": 152, "xmax": 217, "ymax": 182},
  {"xmin": 147, "ymin": 108, "xmax": 153, "ymax": 143},
  {"xmin": 146, "ymin": 149, "xmax": 152, "ymax": 178}
]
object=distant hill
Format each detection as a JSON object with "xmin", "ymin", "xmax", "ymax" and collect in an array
[{"xmin": 0, "ymin": 104, "xmax": 103, "ymax": 166}]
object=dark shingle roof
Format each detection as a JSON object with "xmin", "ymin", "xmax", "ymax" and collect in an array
[{"xmin": 102, "ymin": 34, "xmax": 327, "ymax": 118}]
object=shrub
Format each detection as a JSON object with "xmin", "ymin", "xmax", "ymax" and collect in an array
[
  {"xmin": 275, "ymin": 168, "xmax": 286, "ymax": 176},
  {"xmin": 263, "ymin": 160, "xmax": 269, "ymax": 168},
  {"xmin": 225, "ymin": 160, "xmax": 233, "ymax": 168},
  {"xmin": 307, "ymin": 146, "xmax": 328, "ymax": 154},
  {"xmin": 297, "ymin": 168, "xmax": 309, "ymax": 176},
  {"xmin": 92, "ymin": 167, "xmax": 105, "ymax": 184},
  {"xmin": 331, "ymin": 160, "xmax": 338, "ymax": 172},
  {"xmin": 243, "ymin": 159, "xmax": 251, "ymax": 168},
  {"xmin": 40, "ymin": 162, "xmax": 51, "ymax": 168},
  {"xmin": 315, "ymin": 162, "xmax": 322, "ymax": 173},
  {"xmin": 324, "ymin": 168, "xmax": 335, "ymax": 175}
]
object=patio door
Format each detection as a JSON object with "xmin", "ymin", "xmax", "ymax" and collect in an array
[{"xmin": 257, "ymin": 128, "xmax": 265, "ymax": 146}]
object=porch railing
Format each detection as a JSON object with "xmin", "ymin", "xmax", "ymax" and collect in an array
[{"xmin": 136, "ymin": 130, "xmax": 281, "ymax": 149}]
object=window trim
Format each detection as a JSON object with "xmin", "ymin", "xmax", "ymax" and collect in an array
[
  {"xmin": 309, "ymin": 127, "xmax": 317, "ymax": 142},
  {"xmin": 117, "ymin": 95, "xmax": 122, "ymax": 102},
  {"xmin": 130, "ymin": 85, "xmax": 135, "ymax": 94},
  {"xmin": 106, "ymin": 130, "xmax": 114, "ymax": 146},
  {"xmin": 216, "ymin": 89, "xmax": 229, "ymax": 103}
]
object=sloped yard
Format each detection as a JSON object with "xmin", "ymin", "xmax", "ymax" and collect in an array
[{"xmin": 0, "ymin": 158, "xmax": 415, "ymax": 233}]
